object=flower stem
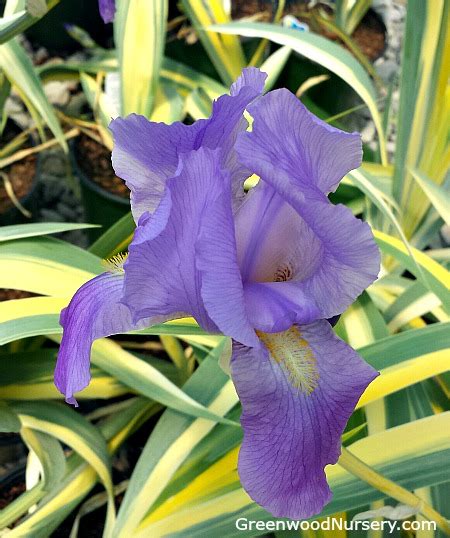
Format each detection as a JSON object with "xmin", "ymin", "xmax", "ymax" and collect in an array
[{"xmin": 339, "ymin": 446, "xmax": 450, "ymax": 535}]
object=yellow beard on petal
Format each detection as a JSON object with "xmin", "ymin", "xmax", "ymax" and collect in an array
[
  {"xmin": 101, "ymin": 252, "xmax": 128, "ymax": 274},
  {"xmin": 257, "ymin": 326, "xmax": 319, "ymax": 395}
]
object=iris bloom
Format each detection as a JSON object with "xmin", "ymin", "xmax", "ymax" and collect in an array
[
  {"xmin": 98, "ymin": 0, "xmax": 115, "ymax": 23},
  {"xmin": 55, "ymin": 68, "xmax": 380, "ymax": 519}
]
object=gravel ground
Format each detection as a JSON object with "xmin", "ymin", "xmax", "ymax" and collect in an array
[
  {"xmin": 35, "ymin": 147, "xmax": 89, "ymax": 248},
  {"xmin": 351, "ymin": 0, "xmax": 407, "ymax": 155},
  {"xmin": 5, "ymin": 46, "xmax": 91, "ymax": 247}
]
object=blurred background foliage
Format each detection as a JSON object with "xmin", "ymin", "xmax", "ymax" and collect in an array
[{"xmin": 0, "ymin": 0, "xmax": 449, "ymax": 536}]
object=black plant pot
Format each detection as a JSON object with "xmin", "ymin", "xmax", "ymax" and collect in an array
[
  {"xmin": 70, "ymin": 140, "xmax": 130, "ymax": 242},
  {"xmin": 23, "ymin": 0, "xmax": 113, "ymax": 53},
  {"xmin": 0, "ymin": 433, "xmax": 26, "ymax": 467}
]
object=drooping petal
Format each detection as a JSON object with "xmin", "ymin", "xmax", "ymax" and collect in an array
[
  {"xmin": 234, "ymin": 180, "xmax": 379, "ymax": 319},
  {"xmin": 230, "ymin": 320, "xmax": 378, "ymax": 520},
  {"xmin": 55, "ymin": 271, "xmax": 152, "ymax": 406},
  {"xmin": 122, "ymin": 147, "xmax": 257, "ymax": 347},
  {"xmin": 98, "ymin": 0, "xmax": 115, "ymax": 23},
  {"xmin": 238, "ymin": 88, "xmax": 362, "ymax": 195},
  {"xmin": 110, "ymin": 67, "xmax": 266, "ymax": 222}
]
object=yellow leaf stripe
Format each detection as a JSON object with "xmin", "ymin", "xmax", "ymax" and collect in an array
[{"xmin": 138, "ymin": 413, "xmax": 450, "ymax": 536}]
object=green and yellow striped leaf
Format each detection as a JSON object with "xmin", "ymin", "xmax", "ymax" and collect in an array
[
  {"xmin": 115, "ymin": 0, "xmax": 168, "ymax": 117},
  {"xmin": 0, "ymin": 39, "xmax": 66, "ymax": 150},
  {"xmin": 182, "ymin": 0, "xmax": 246, "ymax": 85}
]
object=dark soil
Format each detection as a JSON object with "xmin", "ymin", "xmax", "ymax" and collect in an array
[
  {"xmin": 232, "ymin": 0, "xmax": 386, "ymax": 61},
  {"xmin": 316, "ymin": 7, "xmax": 386, "ymax": 62},
  {"xmin": 0, "ymin": 482, "xmax": 26, "ymax": 510},
  {"xmin": 51, "ymin": 508, "xmax": 106, "ymax": 538},
  {"xmin": 0, "ymin": 462, "xmax": 26, "ymax": 513},
  {"xmin": 0, "ymin": 155, "xmax": 37, "ymax": 215},
  {"xmin": 75, "ymin": 134, "xmax": 130, "ymax": 199},
  {"xmin": 351, "ymin": 10, "xmax": 386, "ymax": 61},
  {"xmin": 0, "ymin": 289, "xmax": 36, "ymax": 302}
]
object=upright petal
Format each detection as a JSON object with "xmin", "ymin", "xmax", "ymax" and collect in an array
[
  {"xmin": 230, "ymin": 320, "xmax": 378, "ymax": 520},
  {"xmin": 230, "ymin": 67, "xmax": 266, "ymax": 96},
  {"xmin": 110, "ymin": 68, "xmax": 266, "ymax": 222},
  {"xmin": 238, "ymin": 88, "xmax": 362, "ymax": 195},
  {"xmin": 122, "ymin": 147, "xmax": 257, "ymax": 347},
  {"xmin": 55, "ymin": 271, "xmax": 152, "ymax": 406},
  {"xmin": 196, "ymin": 179, "xmax": 260, "ymax": 348},
  {"xmin": 98, "ymin": 0, "xmax": 115, "ymax": 23},
  {"xmin": 196, "ymin": 67, "xmax": 267, "ymax": 208},
  {"xmin": 235, "ymin": 92, "xmax": 378, "ymax": 319},
  {"xmin": 110, "ymin": 115, "xmax": 204, "ymax": 221}
]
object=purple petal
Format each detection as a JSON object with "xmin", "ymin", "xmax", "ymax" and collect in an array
[
  {"xmin": 122, "ymin": 147, "xmax": 257, "ymax": 346},
  {"xmin": 238, "ymin": 88, "xmax": 362, "ymax": 195},
  {"xmin": 110, "ymin": 115, "xmax": 204, "ymax": 222},
  {"xmin": 235, "ymin": 185, "xmax": 378, "ymax": 322},
  {"xmin": 243, "ymin": 282, "xmax": 320, "ymax": 333},
  {"xmin": 235, "ymin": 180, "xmax": 379, "ymax": 318},
  {"xmin": 230, "ymin": 66, "xmax": 266, "ymax": 96},
  {"xmin": 110, "ymin": 68, "xmax": 266, "ymax": 223},
  {"xmin": 55, "ymin": 271, "xmax": 151, "ymax": 405},
  {"xmin": 195, "ymin": 69, "xmax": 266, "ymax": 209},
  {"xmin": 98, "ymin": 0, "xmax": 115, "ymax": 23},
  {"xmin": 235, "ymin": 181, "xmax": 315, "ymax": 283},
  {"xmin": 230, "ymin": 320, "xmax": 378, "ymax": 519},
  {"xmin": 289, "ymin": 199, "xmax": 380, "ymax": 318},
  {"xmin": 195, "ymin": 175, "xmax": 259, "ymax": 348}
]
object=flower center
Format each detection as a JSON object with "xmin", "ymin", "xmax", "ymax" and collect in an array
[
  {"xmin": 273, "ymin": 262, "xmax": 294, "ymax": 282},
  {"xmin": 101, "ymin": 252, "xmax": 128, "ymax": 274},
  {"xmin": 257, "ymin": 327, "xmax": 319, "ymax": 394}
]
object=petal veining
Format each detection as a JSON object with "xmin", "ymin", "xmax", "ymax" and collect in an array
[
  {"xmin": 230, "ymin": 320, "xmax": 378, "ymax": 519},
  {"xmin": 122, "ymin": 147, "xmax": 256, "ymax": 345},
  {"xmin": 55, "ymin": 272, "xmax": 152, "ymax": 406},
  {"xmin": 111, "ymin": 68, "xmax": 266, "ymax": 222},
  {"xmin": 238, "ymin": 88, "xmax": 362, "ymax": 195},
  {"xmin": 234, "ymin": 181, "xmax": 379, "ymax": 319}
]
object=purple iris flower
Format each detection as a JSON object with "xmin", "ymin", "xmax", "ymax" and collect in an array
[
  {"xmin": 98, "ymin": 0, "xmax": 115, "ymax": 23},
  {"xmin": 54, "ymin": 68, "xmax": 380, "ymax": 520}
]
